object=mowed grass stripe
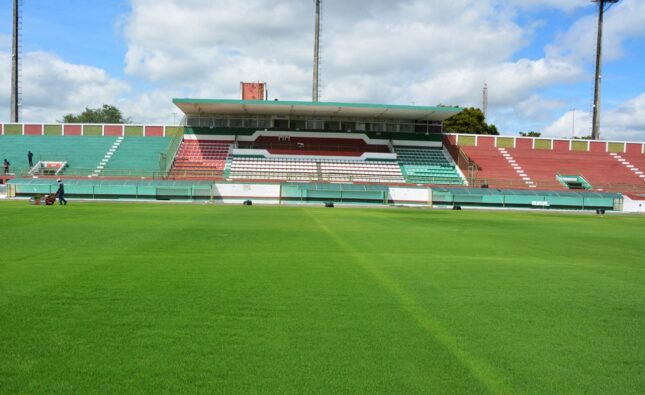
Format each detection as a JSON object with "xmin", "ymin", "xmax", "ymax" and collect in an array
[
  {"xmin": 0, "ymin": 202, "xmax": 643, "ymax": 393},
  {"xmin": 305, "ymin": 208, "xmax": 511, "ymax": 393}
]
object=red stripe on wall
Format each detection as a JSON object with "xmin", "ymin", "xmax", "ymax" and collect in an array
[
  {"xmin": 515, "ymin": 138, "xmax": 532, "ymax": 150},
  {"xmin": 64, "ymin": 125, "xmax": 82, "ymax": 136},
  {"xmin": 478, "ymin": 136, "xmax": 495, "ymax": 148},
  {"xmin": 104, "ymin": 125, "xmax": 123, "ymax": 136},
  {"xmin": 145, "ymin": 126, "xmax": 164, "ymax": 137},
  {"xmin": 625, "ymin": 143, "xmax": 643, "ymax": 155},
  {"xmin": 552, "ymin": 140, "xmax": 569, "ymax": 151},
  {"xmin": 24, "ymin": 124, "xmax": 43, "ymax": 135},
  {"xmin": 589, "ymin": 141, "xmax": 606, "ymax": 153}
]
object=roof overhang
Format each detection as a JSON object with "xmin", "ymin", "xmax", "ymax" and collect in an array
[{"xmin": 173, "ymin": 99, "xmax": 462, "ymax": 122}]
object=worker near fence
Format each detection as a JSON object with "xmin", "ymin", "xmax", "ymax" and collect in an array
[
  {"xmin": 57, "ymin": 178, "xmax": 68, "ymax": 205},
  {"xmin": 3, "ymin": 158, "xmax": 9, "ymax": 175},
  {"xmin": 28, "ymin": 151, "xmax": 34, "ymax": 168}
]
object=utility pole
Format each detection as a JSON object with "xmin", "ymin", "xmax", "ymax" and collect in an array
[
  {"xmin": 312, "ymin": 0, "xmax": 321, "ymax": 102},
  {"xmin": 591, "ymin": 0, "xmax": 619, "ymax": 140},
  {"xmin": 10, "ymin": 0, "xmax": 20, "ymax": 122},
  {"xmin": 571, "ymin": 108, "xmax": 576, "ymax": 138}
]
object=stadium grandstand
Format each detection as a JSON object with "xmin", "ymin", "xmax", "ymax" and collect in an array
[{"xmin": 1, "ymin": 98, "xmax": 644, "ymax": 211}]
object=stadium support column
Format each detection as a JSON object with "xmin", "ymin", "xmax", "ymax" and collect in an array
[
  {"xmin": 312, "ymin": 0, "xmax": 321, "ymax": 102},
  {"xmin": 10, "ymin": 0, "xmax": 19, "ymax": 122}
]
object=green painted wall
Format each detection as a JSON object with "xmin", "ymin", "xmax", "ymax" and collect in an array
[
  {"xmin": 165, "ymin": 126, "xmax": 185, "ymax": 137},
  {"xmin": 83, "ymin": 125, "xmax": 102, "ymax": 136},
  {"xmin": 496, "ymin": 137, "xmax": 514, "ymax": 148},
  {"xmin": 4, "ymin": 124, "xmax": 22, "ymax": 135},
  {"xmin": 458, "ymin": 135, "xmax": 476, "ymax": 146},
  {"xmin": 607, "ymin": 142, "xmax": 625, "ymax": 153},
  {"xmin": 125, "ymin": 126, "xmax": 144, "ymax": 137},
  {"xmin": 571, "ymin": 140, "xmax": 588, "ymax": 152},
  {"xmin": 534, "ymin": 139, "xmax": 552, "ymax": 150},
  {"xmin": 44, "ymin": 125, "xmax": 63, "ymax": 136}
]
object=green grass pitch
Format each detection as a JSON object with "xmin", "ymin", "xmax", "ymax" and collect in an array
[{"xmin": 0, "ymin": 201, "xmax": 643, "ymax": 394}]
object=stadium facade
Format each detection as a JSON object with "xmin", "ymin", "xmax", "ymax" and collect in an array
[{"xmin": 1, "ymin": 98, "xmax": 644, "ymax": 211}]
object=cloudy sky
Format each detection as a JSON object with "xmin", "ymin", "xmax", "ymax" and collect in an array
[{"xmin": 0, "ymin": 0, "xmax": 644, "ymax": 140}]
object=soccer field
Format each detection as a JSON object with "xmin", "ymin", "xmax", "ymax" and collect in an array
[{"xmin": 0, "ymin": 201, "xmax": 643, "ymax": 394}]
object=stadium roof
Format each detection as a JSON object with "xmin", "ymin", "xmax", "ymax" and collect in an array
[{"xmin": 173, "ymin": 99, "xmax": 462, "ymax": 121}]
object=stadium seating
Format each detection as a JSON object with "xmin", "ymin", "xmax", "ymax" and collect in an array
[
  {"xmin": 456, "ymin": 136, "xmax": 645, "ymax": 192},
  {"xmin": 0, "ymin": 135, "xmax": 116, "ymax": 176},
  {"xmin": 394, "ymin": 146, "xmax": 465, "ymax": 185},
  {"xmin": 229, "ymin": 157, "xmax": 405, "ymax": 183},
  {"xmin": 103, "ymin": 137, "xmax": 173, "ymax": 176},
  {"xmin": 458, "ymin": 143, "xmax": 528, "ymax": 188},
  {"xmin": 238, "ymin": 136, "xmax": 390, "ymax": 157},
  {"xmin": 504, "ymin": 143, "xmax": 639, "ymax": 190},
  {"xmin": 169, "ymin": 140, "xmax": 232, "ymax": 179}
]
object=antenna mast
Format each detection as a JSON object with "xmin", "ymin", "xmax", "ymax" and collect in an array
[
  {"xmin": 10, "ymin": 0, "xmax": 21, "ymax": 122},
  {"xmin": 312, "ymin": 0, "xmax": 321, "ymax": 102},
  {"xmin": 482, "ymin": 83, "xmax": 488, "ymax": 118},
  {"xmin": 591, "ymin": 0, "xmax": 619, "ymax": 140}
]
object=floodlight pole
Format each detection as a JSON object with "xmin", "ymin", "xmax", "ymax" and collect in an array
[
  {"xmin": 591, "ymin": 0, "xmax": 619, "ymax": 140},
  {"xmin": 312, "ymin": 0, "xmax": 321, "ymax": 102},
  {"xmin": 10, "ymin": 0, "xmax": 20, "ymax": 122}
]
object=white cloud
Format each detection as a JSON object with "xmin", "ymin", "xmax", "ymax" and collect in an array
[
  {"xmin": 505, "ymin": 0, "xmax": 589, "ymax": 13},
  {"xmin": 547, "ymin": 0, "xmax": 645, "ymax": 63},
  {"xmin": 121, "ymin": 0, "xmax": 587, "ymax": 111},
  {"xmin": 542, "ymin": 93, "xmax": 645, "ymax": 141},
  {"xmin": 406, "ymin": 58, "xmax": 583, "ymax": 108},
  {"xmin": 0, "ymin": 52, "xmax": 129, "ymax": 123},
  {"xmin": 0, "ymin": 0, "xmax": 642, "ymax": 141}
]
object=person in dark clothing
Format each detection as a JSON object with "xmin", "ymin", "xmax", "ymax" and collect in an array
[
  {"xmin": 28, "ymin": 151, "xmax": 34, "ymax": 168},
  {"xmin": 57, "ymin": 178, "xmax": 67, "ymax": 205},
  {"xmin": 3, "ymin": 159, "xmax": 9, "ymax": 175}
]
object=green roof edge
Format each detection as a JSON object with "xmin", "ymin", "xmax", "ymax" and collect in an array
[{"xmin": 172, "ymin": 98, "xmax": 462, "ymax": 113}]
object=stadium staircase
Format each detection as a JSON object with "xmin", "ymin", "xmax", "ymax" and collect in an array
[
  {"xmin": 610, "ymin": 153, "xmax": 645, "ymax": 182},
  {"xmin": 92, "ymin": 136, "xmax": 124, "ymax": 177},
  {"xmin": 394, "ymin": 146, "xmax": 466, "ymax": 185},
  {"xmin": 102, "ymin": 137, "xmax": 173, "ymax": 177}
]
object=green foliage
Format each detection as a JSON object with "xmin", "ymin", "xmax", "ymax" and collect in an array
[
  {"xmin": 519, "ymin": 131, "xmax": 541, "ymax": 137},
  {"xmin": 443, "ymin": 107, "xmax": 499, "ymax": 135},
  {"xmin": 61, "ymin": 105, "xmax": 131, "ymax": 124},
  {"xmin": 574, "ymin": 135, "xmax": 594, "ymax": 140},
  {"xmin": 0, "ymin": 203, "xmax": 643, "ymax": 393}
]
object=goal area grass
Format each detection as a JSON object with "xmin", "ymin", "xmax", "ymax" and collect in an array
[{"xmin": 1, "ymin": 201, "xmax": 643, "ymax": 393}]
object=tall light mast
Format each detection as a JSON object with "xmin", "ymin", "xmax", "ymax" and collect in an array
[
  {"xmin": 591, "ymin": 0, "xmax": 619, "ymax": 140},
  {"xmin": 10, "ymin": 0, "xmax": 20, "ymax": 122},
  {"xmin": 312, "ymin": 0, "xmax": 321, "ymax": 102}
]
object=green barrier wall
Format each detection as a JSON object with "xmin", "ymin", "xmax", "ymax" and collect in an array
[
  {"xmin": 433, "ymin": 187, "xmax": 620, "ymax": 210},
  {"xmin": 281, "ymin": 183, "xmax": 388, "ymax": 204}
]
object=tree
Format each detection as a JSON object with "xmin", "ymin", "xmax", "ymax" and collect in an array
[
  {"xmin": 61, "ymin": 105, "xmax": 131, "ymax": 124},
  {"xmin": 574, "ymin": 135, "xmax": 594, "ymax": 140},
  {"xmin": 519, "ymin": 131, "xmax": 541, "ymax": 137},
  {"xmin": 443, "ymin": 107, "xmax": 499, "ymax": 135}
]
